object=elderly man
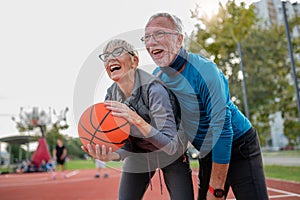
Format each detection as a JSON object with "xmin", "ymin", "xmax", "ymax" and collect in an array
[{"xmin": 142, "ymin": 12, "xmax": 268, "ymax": 200}]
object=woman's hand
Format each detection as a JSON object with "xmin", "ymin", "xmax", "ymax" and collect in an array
[
  {"xmin": 104, "ymin": 100, "xmax": 145, "ymax": 128},
  {"xmin": 81, "ymin": 144, "xmax": 120, "ymax": 162},
  {"xmin": 104, "ymin": 101, "xmax": 142, "ymax": 126},
  {"xmin": 104, "ymin": 100, "xmax": 151, "ymax": 137}
]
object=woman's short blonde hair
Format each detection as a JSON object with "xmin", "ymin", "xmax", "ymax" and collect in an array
[{"xmin": 103, "ymin": 39, "xmax": 138, "ymax": 57}]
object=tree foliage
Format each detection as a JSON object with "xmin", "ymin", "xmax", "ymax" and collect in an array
[
  {"xmin": 189, "ymin": 0, "xmax": 300, "ymax": 145},
  {"xmin": 5, "ymin": 144, "xmax": 27, "ymax": 163},
  {"xmin": 45, "ymin": 124, "xmax": 85, "ymax": 159},
  {"xmin": 190, "ymin": 1, "xmax": 258, "ymax": 102}
]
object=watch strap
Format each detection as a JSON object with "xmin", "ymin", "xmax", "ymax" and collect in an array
[
  {"xmin": 209, "ymin": 185, "xmax": 225, "ymax": 198},
  {"xmin": 209, "ymin": 185, "xmax": 215, "ymax": 195}
]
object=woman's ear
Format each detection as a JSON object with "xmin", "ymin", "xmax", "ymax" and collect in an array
[{"xmin": 131, "ymin": 55, "xmax": 139, "ymax": 69}]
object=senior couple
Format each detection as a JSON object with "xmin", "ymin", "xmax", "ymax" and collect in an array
[{"xmin": 82, "ymin": 13, "xmax": 269, "ymax": 200}]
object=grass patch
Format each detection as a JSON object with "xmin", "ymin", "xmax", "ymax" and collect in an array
[
  {"xmin": 190, "ymin": 159, "xmax": 199, "ymax": 169},
  {"xmin": 65, "ymin": 159, "xmax": 94, "ymax": 170},
  {"xmin": 264, "ymin": 165, "xmax": 300, "ymax": 182},
  {"xmin": 189, "ymin": 159, "xmax": 300, "ymax": 183},
  {"xmin": 66, "ymin": 159, "xmax": 122, "ymax": 170}
]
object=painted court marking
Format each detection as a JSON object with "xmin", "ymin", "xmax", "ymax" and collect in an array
[
  {"xmin": 227, "ymin": 187, "xmax": 300, "ymax": 200},
  {"xmin": 192, "ymin": 171, "xmax": 300, "ymax": 199},
  {"xmin": 267, "ymin": 187, "xmax": 300, "ymax": 198},
  {"xmin": 65, "ymin": 169, "xmax": 80, "ymax": 178}
]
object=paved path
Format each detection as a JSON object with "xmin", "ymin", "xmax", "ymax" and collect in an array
[{"xmin": 263, "ymin": 156, "xmax": 300, "ymax": 166}]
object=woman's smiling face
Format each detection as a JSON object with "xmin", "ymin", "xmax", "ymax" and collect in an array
[{"xmin": 103, "ymin": 46, "xmax": 137, "ymax": 82}]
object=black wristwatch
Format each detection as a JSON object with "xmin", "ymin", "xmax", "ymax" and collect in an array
[{"xmin": 209, "ymin": 185, "xmax": 225, "ymax": 198}]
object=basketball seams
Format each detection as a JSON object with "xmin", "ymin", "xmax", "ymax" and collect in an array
[
  {"xmin": 90, "ymin": 105, "xmax": 129, "ymax": 132},
  {"xmin": 78, "ymin": 108, "xmax": 129, "ymax": 144},
  {"xmin": 79, "ymin": 105, "xmax": 129, "ymax": 144},
  {"xmin": 80, "ymin": 135, "xmax": 126, "ymax": 145},
  {"xmin": 78, "ymin": 102, "xmax": 130, "ymax": 151},
  {"xmin": 89, "ymin": 105, "xmax": 112, "ymax": 143}
]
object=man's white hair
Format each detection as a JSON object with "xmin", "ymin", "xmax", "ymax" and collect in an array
[{"xmin": 146, "ymin": 12, "xmax": 184, "ymax": 34}]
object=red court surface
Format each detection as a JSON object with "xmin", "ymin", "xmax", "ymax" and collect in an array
[{"xmin": 0, "ymin": 168, "xmax": 300, "ymax": 200}]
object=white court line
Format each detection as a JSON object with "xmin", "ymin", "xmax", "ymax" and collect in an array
[
  {"xmin": 269, "ymin": 194, "xmax": 300, "ymax": 198},
  {"xmin": 191, "ymin": 172, "xmax": 300, "ymax": 200},
  {"xmin": 225, "ymin": 187, "xmax": 300, "ymax": 200},
  {"xmin": 267, "ymin": 187, "xmax": 300, "ymax": 198},
  {"xmin": 65, "ymin": 170, "xmax": 80, "ymax": 178}
]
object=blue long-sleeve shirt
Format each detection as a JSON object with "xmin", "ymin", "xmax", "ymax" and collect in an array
[{"xmin": 153, "ymin": 52, "xmax": 252, "ymax": 164}]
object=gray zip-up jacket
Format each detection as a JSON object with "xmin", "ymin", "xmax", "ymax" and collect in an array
[{"xmin": 105, "ymin": 68, "xmax": 187, "ymax": 160}]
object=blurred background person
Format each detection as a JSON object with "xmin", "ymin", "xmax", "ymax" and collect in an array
[
  {"xmin": 52, "ymin": 138, "xmax": 67, "ymax": 179},
  {"xmin": 94, "ymin": 159, "xmax": 109, "ymax": 178}
]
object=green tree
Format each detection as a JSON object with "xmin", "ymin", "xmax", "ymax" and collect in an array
[
  {"xmin": 5, "ymin": 144, "xmax": 28, "ymax": 163},
  {"xmin": 46, "ymin": 126, "xmax": 85, "ymax": 160},
  {"xmin": 241, "ymin": 24, "xmax": 295, "ymax": 144},
  {"xmin": 243, "ymin": 16, "xmax": 300, "ymax": 146},
  {"xmin": 282, "ymin": 14, "xmax": 300, "ymax": 145},
  {"xmin": 189, "ymin": 0, "xmax": 300, "ymax": 145},
  {"xmin": 65, "ymin": 137, "xmax": 86, "ymax": 159},
  {"xmin": 190, "ymin": 0, "xmax": 258, "ymax": 107}
]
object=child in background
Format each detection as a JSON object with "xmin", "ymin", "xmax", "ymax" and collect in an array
[{"xmin": 38, "ymin": 159, "xmax": 47, "ymax": 172}]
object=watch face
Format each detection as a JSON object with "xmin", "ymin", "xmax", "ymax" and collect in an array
[{"xmin": 214, "ymin": 189, "xmax": 225, "ymax": 197}]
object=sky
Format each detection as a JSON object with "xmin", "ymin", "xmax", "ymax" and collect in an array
[{"xmin": 0, "ymin": 0, "xmax": 297, "ymax": 140}]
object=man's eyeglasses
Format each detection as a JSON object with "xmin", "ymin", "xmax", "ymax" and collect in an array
[
  {"xmin": 99, "ymin": 47, "xmax": 135, "ymax": 62},
  {"xmin": 141, "ymin": 31, "xmax": 179, "ymax": 43}
]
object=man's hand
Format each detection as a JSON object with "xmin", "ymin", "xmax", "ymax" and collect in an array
[{"xmin": 207, "ymin": 162, "xmax": 228, "ymax": 200}]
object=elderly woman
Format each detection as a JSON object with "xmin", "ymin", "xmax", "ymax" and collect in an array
[{"xmin": 82, "ymin": 39, "xmax": 194, "ymax": 200}]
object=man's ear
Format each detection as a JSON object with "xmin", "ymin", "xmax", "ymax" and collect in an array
[
  {"xmin": 176, "ymin": 34, "xmax": 184, "ymax": 48},
  {"xmin": 132, "ymin": 55, "xmax": 139, "ymax": 68}
]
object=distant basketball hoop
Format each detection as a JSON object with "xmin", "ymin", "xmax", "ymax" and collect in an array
[{"xmin": 12, "ymin": 106, "xmax": 69, "ymax": 137}]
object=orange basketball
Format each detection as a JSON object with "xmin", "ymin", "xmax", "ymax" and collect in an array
[{"xmin": 78, "ymin": 102, "xmax": 130, "ymax": 151}]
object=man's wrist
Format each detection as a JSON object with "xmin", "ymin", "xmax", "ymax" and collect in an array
[{"xmin": 209, "ymin": 185, "xmax": 225, "ymax": 198}]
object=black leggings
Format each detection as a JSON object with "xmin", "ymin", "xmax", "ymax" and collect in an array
[
  {"xmin": 198, "ymin": 128, "xmax": 269, "ymax": 200},
  {"xmin": 118, "ymin": 154, "xmax": 194, "ymax": 200}
]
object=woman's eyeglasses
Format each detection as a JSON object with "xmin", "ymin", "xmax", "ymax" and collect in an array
[{"xmin": 99, "ymin": 47, "xmax": 135, "ymax": 62}]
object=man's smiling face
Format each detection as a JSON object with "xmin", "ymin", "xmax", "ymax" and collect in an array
[{"xmin": 145, "ymin": 16, "xmax": 182, "ymax": 67}]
